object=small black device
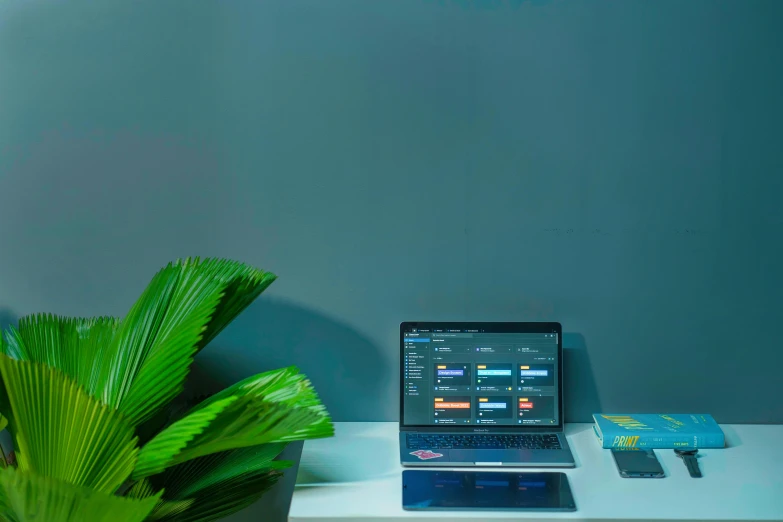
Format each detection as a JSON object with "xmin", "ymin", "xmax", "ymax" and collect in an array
[
  {"xmin": 611, "ymin": 448, "xmax": 665, "ymax": 478},
  {"xmin": 675, "ymin": 448, "xmax": 702, "ymax": 477},
  {"xmin": 401, "ymin": 470, "xmax": 576, "ymax": 511}
]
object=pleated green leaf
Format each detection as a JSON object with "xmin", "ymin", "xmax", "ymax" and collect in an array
[
  {"xmin": 0, "ymin": 356, "xmax": 138, "ymax": 493},
  {"xmin": 132, "ymin": 397, "xmax": 239, "ymax": 479},
  {"xmin": 2, "ymin": 314, "xmax": 120, "ymax": 398},
  {"xmin": 0, "ymin": 258, "xmax": 331, "ymax": 522},
  {"xmin": 0, "ymin": 332, "xmax": 12, "ymax": 441},
  {"xmin": 0, "ymin": 316, "xmax": 117, "ymax": 457},
  {"xmin": 194, "ymin": 262, "xmax": 276, "ymax": 352},
  {"xmin": 125, "ymin": 480, "xmax": 195, "ymax": 522},
  {"xmin": 146, "ymin": 444, "xmax": 289, "ymax": 522},
  {"xmin": 0, "ymin": 259, "xmax": 277, "ymax": 432},
  {"xmin": 147, "ymin": 499, "xmax": 196, "ymax": 521},
  {"xmin": 0, "ymin": 468, "xmax": 160, "ymax": 522},
  {"xmin": 0, "ymin": 412, "xmax": 8, "ymax": 469},
  {"xmin": 192, "ymin": 365, "xmax": 333, "ymax": 444},
  {"xmin": 102, "ymin": 258, "xmax": 277, "ymax": 427},
  {"xmin": 102, "ymin": 260, "xmax": 220, "ymax": 427},
  {"xmin": 133, "ymin": 366, "xmax": 332, "ymax": 480},
  {"xmin": 153, "ymin": 443, "xmax": 289, "ymax": 499},
  {"xmin": 152, "ymin": 470, "xmax": 281, "ymax": 522},
  {"xmin": 126, "ymin": 478, "xmax": 156, "ymax": 499}
]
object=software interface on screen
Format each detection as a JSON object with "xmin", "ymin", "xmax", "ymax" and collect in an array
[{"xmin": 403, "ymin": 327, "xmax": 559, "ymax": 426}]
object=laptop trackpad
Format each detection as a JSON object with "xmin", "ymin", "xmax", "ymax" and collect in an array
[{"xmin": 449, "ymin": 449, "xmax": 530, "ymax": 464}]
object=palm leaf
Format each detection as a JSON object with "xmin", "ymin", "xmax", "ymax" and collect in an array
[
  {"xmin": 147, "ymin": 499, "xmax": 196, "ymax": 521},
  {"xmin": 0, "ymin": 259, "xmax": 276, "ymax": 431},
  {"xmin": 132, "ymin": 396, "xmax": 239, "ymax": 479},
  {"xmin": 3, "ymin": 314, "xmax": 79, "ymax": 383},
  {"xmin": 101, "ymin": 260, "xmax": 220, "ymax": 427},
  {"xmin": 145, "ymin": 444, "xmax": 289, "ymax": 522},
  {"xmin": 2, "ymin": 314, "xmax": 120, "ymax": 398},
  {"xmin": 126, "ymin": 480, "xmax": 195, "ymax": 522},
  {"xmin": 148, "ymin": 471, "xmax": 282, "ymax": 522},
  {"xmin": 76, "ymin": 317, "xmax": 121, "ymax": 396},
  {"xmin": 0, "ymin": 316, "xmax": 118, "ymax": 468},
  {"xmin": 152, "ymin": 443, "xmax": 289, "ymax": 499},
  {"xmin": 0, "ymin": 413, "xmax": 9, "ymax": 469},
  {"xmin": 0, "ymin": 356, "xmax": 138, "ymax": 493},
  {"xmin": 0, "ymin": 468, "xmax": 160, "ymax": 522},
  {"xmin": 0, "ymin": 334, "xmax": 12, "ymax": 444},
  {"xmin": 127, "ymin": 478, "xmax": 156, "ymax": 499},
  {"xmin": 194, "ymin": 261, "xmax": 276, "ymax": 351},
  {"xmin": 102, "ymin": 257, "xmax": 276, "ymax": 427},
  {"xmin": 133, "ymin": 366, "xmax": 332, "ymax": 480}
]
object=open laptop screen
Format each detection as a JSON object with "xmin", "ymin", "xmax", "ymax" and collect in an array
[{"xmin": 401, "ymin": 322, "xmax": 561, "ymax": 428}]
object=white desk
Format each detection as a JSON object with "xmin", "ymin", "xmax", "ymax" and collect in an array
[{"xmin": 290, "ymin": 422, "xmax": 783, "ymax": 522}]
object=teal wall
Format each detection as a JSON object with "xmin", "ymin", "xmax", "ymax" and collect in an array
[{"xmin": 1, "ymin": 1, "xmax": 782, "ymax": 517}]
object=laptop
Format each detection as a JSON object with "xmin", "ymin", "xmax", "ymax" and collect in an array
[{"xmin": 399, "ymin": 322, "xmax": 575, "ymax": 467}]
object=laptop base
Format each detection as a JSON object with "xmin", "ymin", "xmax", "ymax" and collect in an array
[{"xmin": 400, "ymin": 432, "xmax": 576, "ymax": 467}]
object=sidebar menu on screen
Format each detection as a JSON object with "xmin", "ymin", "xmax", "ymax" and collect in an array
[{"xmin": 403, "ymin": 333, "xmax": 431, "ymax": 425}]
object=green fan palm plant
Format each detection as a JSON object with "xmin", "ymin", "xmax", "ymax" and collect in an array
[{"xmin": 0, "ymin": 258, "xmax": 333, "ymax": 521}]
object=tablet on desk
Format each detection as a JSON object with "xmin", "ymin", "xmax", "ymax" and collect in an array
[{"xmin": 402, "ymin": 470, "xmax": 576, "ymax": 511}]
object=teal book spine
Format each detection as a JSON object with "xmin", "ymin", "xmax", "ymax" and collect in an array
[{"xmin": 592, "ymin": 413, "xmax": 725, "ymax": 449}]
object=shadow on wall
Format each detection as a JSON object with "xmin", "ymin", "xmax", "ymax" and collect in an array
[
  {"xmin": 189, "ymin": 296, "xmax": 388, "ymax": 421},
  {"xmin": 0, "ymin": 307, "xmax": 18, "ymax": 333},
  {"xmin": 563, "ymin": 332, "xmax": 602, "ymax": 423}
]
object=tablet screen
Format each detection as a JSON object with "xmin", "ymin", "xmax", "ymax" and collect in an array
[{"xmin": 402, "ymin": 470, "xmax": 576, "ymax": 511}]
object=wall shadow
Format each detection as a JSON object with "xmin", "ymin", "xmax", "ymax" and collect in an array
[
  {"xmin": 563, "ymin": 332, "xmax": 602, "ymax": 423},
  {"xmin": 0, "ymin": 307, "xmax": 18, "ymax": 333},
  {"xmin": 187, "ymin": 296, "xmax": 388, "ymax": 421}
]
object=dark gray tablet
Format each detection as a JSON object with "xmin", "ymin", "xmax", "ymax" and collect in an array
[{"xmin": 402, "ymin": 470, "xmax": 576, "ymax": 511}]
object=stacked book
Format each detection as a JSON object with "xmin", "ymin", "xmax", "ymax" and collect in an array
[{"xmin": 592, "ymin": 413, "xmax": 725, "ymax": 449}]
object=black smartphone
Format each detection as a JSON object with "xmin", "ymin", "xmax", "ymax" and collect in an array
[
  {"xmin": 402, "ymin": 470, "xmax": 577, "ymax": 511},
  {"xmin": 611, "ymin": 448, "xmax": 665, "ymax": 478}
]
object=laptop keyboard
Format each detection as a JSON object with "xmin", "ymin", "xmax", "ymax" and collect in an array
[{"xmin": 406, "ymin": 433, "xmax": 561, "ymax": 450}]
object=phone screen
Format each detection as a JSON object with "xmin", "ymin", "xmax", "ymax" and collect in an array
[
  {"xmin": 611, "ymin": 448, "xmax": 665, "ymax": 478},
  {"xmin": 402, "ymin": 470, "xmax": 576, "ymax": 511}
]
